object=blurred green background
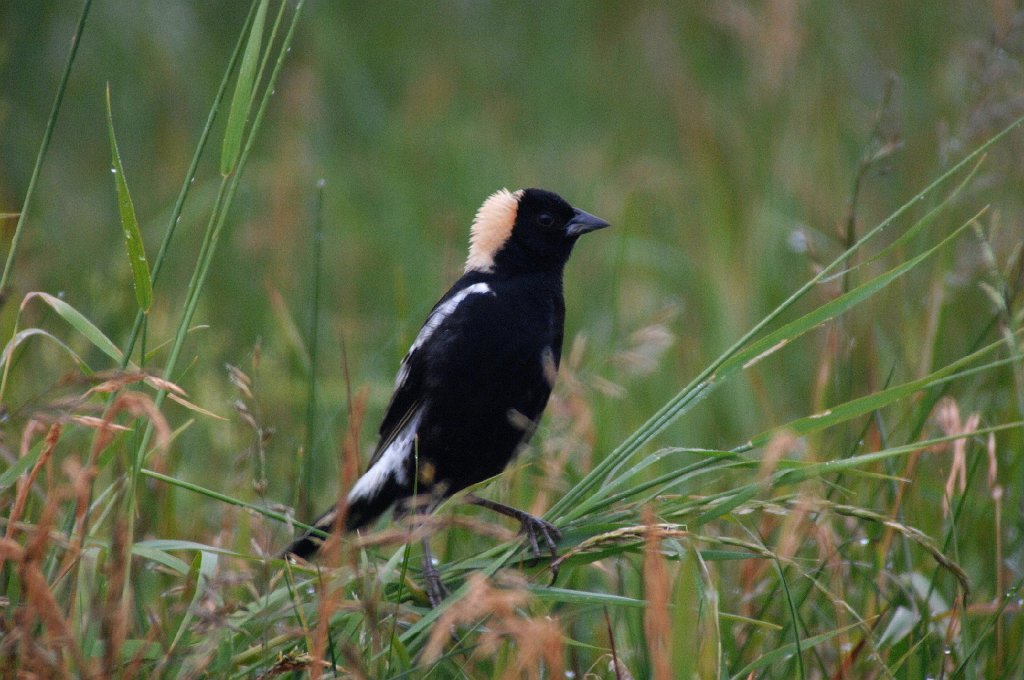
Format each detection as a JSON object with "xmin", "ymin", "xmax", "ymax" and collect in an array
[{"xmin": 1, "ymin": 2, "xmax": 1022, "ymax": 546}]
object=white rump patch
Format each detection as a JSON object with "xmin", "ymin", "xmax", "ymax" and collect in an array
[
  {"xmin": 348, "ymin": 407, "xmax": 425, "ymax": 502},
  {"xmin": 465, "ymin": 188, "xmax": 523, "ymax": 272},
  {"xmin": 394, "ymin": 282, "xmax": 495, "ymax": 389}
]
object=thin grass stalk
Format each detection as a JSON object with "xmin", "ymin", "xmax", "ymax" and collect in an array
[
  {"xmin": 140, "ymin": 467, "xmax": 313, "ymax": 536},
  {"xmin": 918, "ymin": 445, "xmax": 987, "ymax": 664},
  {"xmin": 0, "ymin": 0, "xmax": 92, "ymax": 297},
  {"xmin": 386, "ymin": 452, "xmax": 419, "ymax": 674},
  {"xmin": 300, "ymin": 181, "xmax": 326, "ymax": 519},
  {"xmin": 991, "ymin": 441, "xmax": 1004, "ymax": 670},
  {"xmin": 642, "ymin": 509, "xmax": 672, "ymax": 680},
  {"xmin": 773, "ymin": 556, "xmax": 805, "ymax": 679},
  {"xmin": 120, "ymin": 174, "xmax": 229, "ymax": 579}
]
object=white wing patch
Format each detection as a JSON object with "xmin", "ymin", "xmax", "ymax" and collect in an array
[
  {"xmin": 393, "ymin": 282, "xmax": 495, "ymax": 389},
  {"xmin": 348, "ymin": 407, "xmax": 424, "ymax": 503}
]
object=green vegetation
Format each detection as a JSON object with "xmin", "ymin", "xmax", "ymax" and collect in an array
[{"xmin": 2, "ymin": 2, "xmax": 1022, "ymax": 677}]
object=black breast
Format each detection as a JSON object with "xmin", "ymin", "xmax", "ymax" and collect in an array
[{"xmin": 416, "ymin": 271, "xmax": 565, "ymax": 493}]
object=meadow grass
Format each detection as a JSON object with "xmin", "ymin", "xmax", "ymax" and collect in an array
[{"xmin": 1, "ymin": 2, "xmax": 1023, "ymax": 678}]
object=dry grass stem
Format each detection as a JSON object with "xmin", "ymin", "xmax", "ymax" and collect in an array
[{"xmin": 642, "ymin": 507, "xmax": 672, "ymax": 680}]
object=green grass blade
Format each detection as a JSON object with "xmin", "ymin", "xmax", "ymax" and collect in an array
[
  {"xmin": 130, "ymin": 543, "xmax": 191, "ymax": 575},
  {"xmin": 822, "ymin": 153, "xmax": 986, "ymax": 283},
  {"xmin": 527, "ymin": 586, "xmax": 648, "ymax": 608},
  {"xmin": 105, "ymin": 84, "xmax": 153, "ymax": 313},
  {"xmin": 729, "ymin": 621, "xmax": 865, "ymax": 679},
  {"xmin": 300, "ymin": 181, "xmax": 326, "ymax": 518},
  {"xmin": 773, "ymin": 420, "xmax": 1024, "ymax": 488},
  {"xmin": 717, "ymin": 207, "xmax": 986, "ymax": 382},
  {"xmin": 692, "ymin": 420, "xmax": 1023, "ymax": 530},
  {"xmin": 140, "ymin": 467, "xmax": 312, "ymax": 535},
  {"xmin": 951, "ymin": 575, "xmax": 1024, "ymax": 679},
  {"xmin": 745, "ymin": 341, "xmax": 1017, "ymax": 451},
  {"xmin": 0, "ymin": 326, "xmax": 91, "ymax": 402},
  {"xmin": 167, "ymin": 550, "xmax": 219, "ymax": 655},
  {"xmin": 0, "ymin": 440, "xmax": 44, "ymax": 489},
  {"xmin": 220, "ymin": 0, "xmax": 268, "ymax": 176},
  {"xmin": 1, "ymin": 329, "xmax": 89, "ymax": 374},
  {"xmin": 19, "ymin": 292, "xmax": 125, "ymax": 364},
  {"xmin": 775, "ymin": 557, "xmax": 805, "ymax": 679},
  {"xmin": 570, "ymin": 454, "xmax": 746, "ymax": 520}
]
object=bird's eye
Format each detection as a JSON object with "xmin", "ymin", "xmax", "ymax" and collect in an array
[{"xmin": 537, "ymin": 213, "xmax": 554, "ymax": 227}]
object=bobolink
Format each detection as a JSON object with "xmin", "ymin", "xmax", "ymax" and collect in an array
[{"xmin": 285, "ymin": 188, "xmax": 609, "ymax": 603}]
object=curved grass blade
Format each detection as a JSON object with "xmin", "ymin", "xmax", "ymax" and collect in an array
[
  {"xmin": 822, "ymin": 152, "xmax": 986, "ymax": 283},
  {"xmin": 743, "ymin": 340, "xmax": 1020, "ymax": 452},
  {"xmin": 695, "ymin": 420, "xmax": 1023, "ymax": 531},
  {"xmin": 775, "ymin": 556, "xmax": 805, "ymax": 679},
  {"xmin": 527, "ymin": 586, "xmax": 647, "ymax": 608},
  {"xmin": 716, "ymin": 206, "xmax": 986, "ymax": 382},
  {"xmin": 0, "ymin": 325, "xmax": 91, "ymax": 406},
  {"xmin": 139, "ymin": 468, "xmax": 313, "ymax": 536},
  {"xmin": 0, "ymin": 440, "xmax": 44, "ymax": 490},
  {"xmin": 729, "ymin": 621, "xmax": 866, "ymax": 680},
  {"xmin": 105, "ymin": 84, "xmax": 153, "ymax": 313},
  {"xmin": 773, "ymin": 420, "xmax": 1023, "ymax": 489},
  {"xmin": 130, "ymin": 543, "xmax": 191, "ymax": 575},
  {"xmin": 570, "ymin": 452, "xmax": 747, "ymax": 521},
  {"xmin": 0, "ymin": 328, "xmax": 89, "ymax": 375},
  {"xmin": 167, "ymin": 549, "xmax": 219, "ymax": 655},
  {"xmin": 20, "ymin": 291, "xmax": 125, "ymax": 364}
]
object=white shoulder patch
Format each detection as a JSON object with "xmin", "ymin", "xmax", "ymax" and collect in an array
[
  {"xmin": 465, "ymin": 188, "xmax": 523, "ymax": 272},
  {"xmin": 394, "ymin": 282, "xmax": 495, "ymax": 389},
  {"xmin": 348, "ymin": 407, "xmax": 424, "ymax": 503}
]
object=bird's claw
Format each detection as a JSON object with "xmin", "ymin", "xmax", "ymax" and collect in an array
[
  {"xmin": 422, "ymin": 557, "xmax": 449, "ymax": 608},
  {"xmin": 518, "ymin": 514, "xmax": 562, "ymax": 582}
]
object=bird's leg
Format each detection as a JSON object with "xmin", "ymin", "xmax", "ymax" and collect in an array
[
  {"xmin": 421, "ymin": 534, "xmax": 448, "ymax": 607},
  {"xmin": 467, "ymin": 495, "xmax": 561, "ymax": 566},
  {"xmin": 401, "ymin": 494, "xmax": 449, "ymax": 607}
]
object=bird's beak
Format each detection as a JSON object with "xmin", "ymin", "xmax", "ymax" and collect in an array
[{"xmin": 565, "ymin": 208, "xmax": 611, "ymax": 237}]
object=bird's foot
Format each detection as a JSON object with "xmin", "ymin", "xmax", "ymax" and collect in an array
[
  {"xmin": 422, "ymin": 553, "xmax": 449, "ymax": 607},
  {"xmin": 467, "ymin": 495, "xmax": 563, "ymax": 581},
  {"xmin": 518, "ymin": 513, "xmax": 561, "ymax": 560},
  {"xmin": 517, "ymin": 513, "xmax": 563, "ymax": 584}
]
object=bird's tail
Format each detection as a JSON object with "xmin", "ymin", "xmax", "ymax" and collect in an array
[
  {"xmin": 282, "ymin": 477, "xmax": 409, "ymax": 560},
  {"xmin": 282, "ymin": 505, "xmax": 340, "ymax": 560}
]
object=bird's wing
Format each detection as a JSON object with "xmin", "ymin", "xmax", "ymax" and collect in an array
[{"xmin": 365, "ymin": 279, "xmax": 495, "ymax": 470}]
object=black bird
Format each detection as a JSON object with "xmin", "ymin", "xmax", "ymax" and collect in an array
[{"xmin": 285, "ymin": 188, "xmax": 609, "ymax": 602}]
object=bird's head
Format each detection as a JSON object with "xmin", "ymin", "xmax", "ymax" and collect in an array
[{"xmin": 465, "ymin": 188, "xmax": 610, "ymax": 274}]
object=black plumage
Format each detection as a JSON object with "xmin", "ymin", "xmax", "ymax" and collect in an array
[{"xmin": 284, "ymin": 188, "xmax": 608, "ymax": 598}]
